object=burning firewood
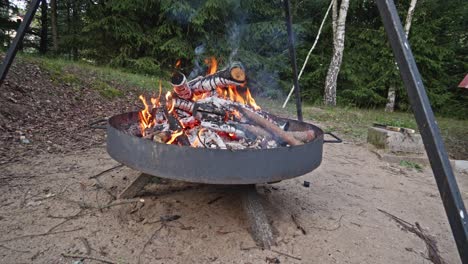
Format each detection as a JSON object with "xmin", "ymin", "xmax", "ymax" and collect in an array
[
  {"xmin": 171, "ymin": 72, "xmax": 192, "ymax": 100},
  {"xmin": 237, "ymin": 107, "xmax": 302, "ymax": 146},
  {"xmin": 188, "ymin": 62, "xmax": 246, "ymax": 94},
  {"xmin": 200, "ymin": 121, "xmax": 246, "ymax": 139},
  {"xmin": 134, "ymin": 57, "xmax": 316, "ymax": 150}
]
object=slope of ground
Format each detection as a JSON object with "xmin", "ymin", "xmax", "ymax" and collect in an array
[{"xmin": 0, "ymin": 56, "xmax": 159, "ymax": 164}]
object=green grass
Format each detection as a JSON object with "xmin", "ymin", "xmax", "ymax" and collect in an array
[
  {"xmin": 400, "ymin": 160, "xmax": 424, "ymax": 172},
  {"xmin": 22, "ymin": 54, "xmax": 169, "ymax": 91},
  {"xmin": 258, "ymin": 98, "xmax": 468, "ymax": 159},
  {"xmin": 92, "ymin": 80, "xmax": 124, "ymax": 98}
]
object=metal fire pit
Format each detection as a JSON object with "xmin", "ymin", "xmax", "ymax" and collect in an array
[{"xmin": 106, "ymin": 111, "xmax": 335, "ymax": 185}]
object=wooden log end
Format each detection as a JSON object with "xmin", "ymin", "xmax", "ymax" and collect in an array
[{"xmin": 230, "ymin": 67, "xmax": 246, "ymax": 82}]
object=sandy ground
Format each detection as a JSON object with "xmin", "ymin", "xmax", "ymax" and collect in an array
[{"xmin": 0, "ymin": 141, "xmax": 467, "ymax": 264}]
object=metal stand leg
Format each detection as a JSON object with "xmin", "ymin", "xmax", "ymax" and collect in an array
[
  {"xmin": 376, "ymin": 0, "xmax": 468, "ymax": 261},
  {"xmin": 0, "ymin": 0, "xmax": 42, "ymax": 85},
  {"xmin": 241, "ymin": 185, "xmax": 274, "ymax": 249},
  {"xmin": 118, "ymin": 173, "xmax": 153, "ymax": 199},
  {"xmin": 283, "ymin": 0, "xmax": 303, "ymax": 121}
]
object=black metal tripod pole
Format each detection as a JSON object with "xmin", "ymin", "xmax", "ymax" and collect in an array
[
  {"xmin": 283, "ymin": 0, "xmax": 303, "ymax": 121},
  {"xmin": 376, "ymin": 0, "xmax": 468, "ymax": 262},
  {"xmin": 0, "ymin": 0, "xmax": 42, "ymax": 86}
]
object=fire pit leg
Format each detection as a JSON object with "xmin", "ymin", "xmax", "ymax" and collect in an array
[
  {"xmin": 241, "ymin": 185, "xmax": 274, "ymax": 249},
  {"xmin": 118, "ymin": 173, "xmax": 153, "ymax": 199}
]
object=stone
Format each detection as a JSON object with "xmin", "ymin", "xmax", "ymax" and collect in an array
[{"xmin": 367, "ymin": 127, "xmax": 425, "ymax": 154}]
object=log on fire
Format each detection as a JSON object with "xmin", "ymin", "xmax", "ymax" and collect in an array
[
  {"xmin": 237, "ymin": 107, "xmax": 302, "ymax": 146},
  {"xmin": 171, "ymin": 72, "xmax": 192, "ymax": 100},
  {"xmin": 188, "ymin": 62, "xmax": 246, "ymax": 94}
]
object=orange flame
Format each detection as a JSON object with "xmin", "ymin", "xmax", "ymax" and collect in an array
[
  {"xmin": 138, "ymin": 95, "xmax": 154, "ymax": 135},
  {"xmin": 175, "ymin": 59, "xmax": 182, "ymax": 69},
  {"xmin": 167, "ymin": 130, "xmax": 184, "ymax": 144},
  {"xmin": 245, "ymin": 88, "xmax": 261, "ymax": 110},
  {"xmin": 206, "ymin": 57, "xmax": 218, "ymax": 75},
  {"xmin": 215, "ymin": 85, "xmax": 260, "ymax": 110}
]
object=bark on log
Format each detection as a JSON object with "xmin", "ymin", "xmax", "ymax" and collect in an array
[
  {"xmin": 238, "ymin": 107, "xmax": 301, "ymax": 146},
  {"xmin": 188, "ymin": 62, "xmax": 246, "ymax": 93},
  {"xmin": 238, "ymin": 124, "xmax": 314, "ymax": 143},
  {"xmin": 172, "ymin": 97, "xmax": 195, "ymax": 114},
  {"xmin": 160, "ymin": 97, "xmax": 190, "ymax": 146},
  {"xmin": 237, "ymin": 124, "xmax": 272, "ymax": 139},
  {"xmin": 287, "ymin": 130, "xmax": 315, "ymax": 143},
  {"xmin": 200, "ymin": 121, "xmax": 246, "ymax": 139},
  {"xmin": 171, "ymin": 72, "xmax": 192, "ymax": 100}
]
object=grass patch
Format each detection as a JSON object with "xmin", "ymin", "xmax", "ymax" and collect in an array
[
  {"xmin": 399, "ymin": 160, "xmax": 424, "ymax": 172},
  {"xmin": 92, "ymin": 80, "xmax": 123, "ymax": 98},
  {"xmin": 258, "ymin": 98, "xmax": 467, "ymax": 159},
  {"xmin": 22, "ymin": 54, "xmax": 168, "ymax": 91}
]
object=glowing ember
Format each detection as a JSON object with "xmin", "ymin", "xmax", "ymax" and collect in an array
[
  {"xmin": 136, "ymin": 57, "xmax": 281, "ymax": 147},
  {"xmin": 166, "ymin": 130, "xmax": 184, "ymax": 144},
  {"xmin": 175, "ymin": 59, "xmax": 182, "ymax": 69}
]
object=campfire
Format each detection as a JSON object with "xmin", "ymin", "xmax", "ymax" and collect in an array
[{"xmin": 131, "ymin": 58, "xmax": 315, "ymax": 150}]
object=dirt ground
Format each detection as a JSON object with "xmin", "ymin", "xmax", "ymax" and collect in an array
[{"xmin": 1, "ymin": 140, "xmax": 467, "ymax": 264}]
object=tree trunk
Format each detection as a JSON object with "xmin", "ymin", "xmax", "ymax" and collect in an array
[
  {"xmin": 331, "ymin": 0, "xmax": 338, "ymax": 46},
  {"xmin": 66, "ymin": 1, "xmax": 71, "ymax": 59},
  {"xmin": 384, "ymin": 0, "xmax": 418, "ymax": 112},
  {"xmin": 50, "ymin": 0, "xmax": 58, "ymax": 52},
  {"xmin": 39, "ymin": 0, "xmax": 48, "ymax": 54},
  {"xmin": 324, "ymin": 0, "xmax": 350, "ymax": 106},
  {"xmin": 71, "ymin": 0, "xmax": 79, "ymax": 60},
  {"xmin": 404, "ymin": 0, "xmax": 418, "ymax": 37},
  {"xmin": 384, "ymin": 84, "xmax": 397, "ymax": 112}
]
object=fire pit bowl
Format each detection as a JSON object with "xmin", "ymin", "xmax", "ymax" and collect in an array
[{"xmin": 107, "ymin": 111, "xmax": 332, "ymax": 185}]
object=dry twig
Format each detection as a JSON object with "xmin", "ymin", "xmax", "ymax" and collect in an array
[
  {"xmin": 291, "ymin": 214, "xmax": 307, "ymax": 235},
  {"xmin": 76, "ymin": 237, "xmax": 91, "ymax": 255},
  {"xmin": 270, "ymin": 249, "xmax": 302, "ymax": 261},
  {"xmin": 0, "ymin": 244, "xmax": 31, "ymax": 253},
  {"xmin": 138, "ymin": 224, "xmax": 165, "ymax": 264},
  {"xmin": 378, "ymin": 209, "xmax": 446, "ymax": 264},
  {"xmin": 61, "ymin": 253, "xmax": 117, "ymax": 264},
  {"xmin": 0, "ymin": 227, "xmax": 82, "ymax": 243},
  {"xmin": 89, "ymin": 164, "xmax": 124, "ymax": 179}
]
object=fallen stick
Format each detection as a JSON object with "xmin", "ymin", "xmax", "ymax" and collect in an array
[
  {"xmin": 61, "ymin": 253, "xmax": 117, "ymax": 264},
  {"xmin": 378, "ymin": 209, "xmax": 446, "ymax": 264},
  {"xmin": 0, "ymin": 227, "xmax": 83, "ymax": 243},
  {"xmin": 76, "ymin": 237, "xmax": 91, "ymax": 255},
  {"xmin": 89, "ymin": 164, "xmax": 124, "ymax": 179},
  {"xmin": 238, "ymin": 107, "xmax": 301, "ymax": 146},
  {"xmin": 270, "ymin": 249, "xmax": 302, "ymax": 261},
  {"xmin": 291, "ymin": 214, "xmax": 307, "ymax": 235}
]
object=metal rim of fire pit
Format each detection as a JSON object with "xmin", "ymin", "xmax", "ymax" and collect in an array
[{"xmin": 107, "ymin": 111, "xmax": 326, "ymax": 185}]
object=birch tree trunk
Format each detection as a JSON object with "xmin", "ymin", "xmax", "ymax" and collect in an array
[
  {"xmin": 385, "ymin": 0, "xmax": 418, "ymax": 112},
  {"xmin": 50, "ymin": 0, "xmax": 58, "ymax": 52},
  {"xmin": 324, "ymin": 0, "xmax": 350, "ymax": 106}
]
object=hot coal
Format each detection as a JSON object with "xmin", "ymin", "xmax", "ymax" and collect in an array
[{"xmin": 128, "ymin": 59, "xmax": 316, "ymax": 149}]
